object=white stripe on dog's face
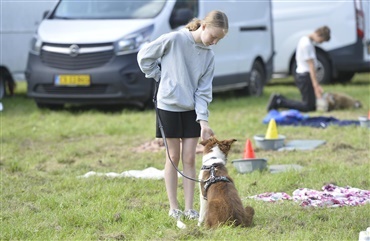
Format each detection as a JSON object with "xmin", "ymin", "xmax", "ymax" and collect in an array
[{"xmin": 202, "ymin": 145, "xmax": 226, "ymax": 165}]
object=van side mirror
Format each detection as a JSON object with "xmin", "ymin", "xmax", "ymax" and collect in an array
[
  {"xmin": 43, "ymin": 11, "xmax": 49, "ymax": 19},
  {"xmin": 170, "ymin": 8, "xmax": 194, "ymax": 29}
]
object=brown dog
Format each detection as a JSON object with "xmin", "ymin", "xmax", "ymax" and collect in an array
[{"xmin": 197, "ymin": 137, "xmax": 254, "ymax": 229}]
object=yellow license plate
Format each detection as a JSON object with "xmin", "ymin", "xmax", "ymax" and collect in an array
[{"xmin": 55, "ymin": 75, "xmax": 90, "ymax": 86}]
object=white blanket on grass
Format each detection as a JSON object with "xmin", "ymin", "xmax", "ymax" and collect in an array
[{"xmin": 78, "ymin": 167, "xmax": 181, "ymax": 180}]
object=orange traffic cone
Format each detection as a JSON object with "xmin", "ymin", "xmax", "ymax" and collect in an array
[
  {"xmin": 243, "ymin": 139, "xmax": 256, "ymax": 159},
  {"xmin": 265, "ymin": 118, "xmax": 278, "ymax": 139}
]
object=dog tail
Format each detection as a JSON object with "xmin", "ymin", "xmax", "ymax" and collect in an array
[{"xmin": 244, "ymin": 206, "xmax": 255, "ymax": 227}]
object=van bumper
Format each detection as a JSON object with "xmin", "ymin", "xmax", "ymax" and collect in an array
[{"xmin": 25, "ymin": 52, "xmax": 153, "ymax": 107}]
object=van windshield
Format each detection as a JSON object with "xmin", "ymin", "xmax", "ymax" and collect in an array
[{"xmin": 52, "ymin": 0, "xmax": 167, "ymax": 19}]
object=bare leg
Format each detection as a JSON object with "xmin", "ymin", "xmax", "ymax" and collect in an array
[
  {"xmin": 181, "ymin": 137, "xmax": 199, "ymax": 211},
  {"xmin": 164, "ymin": 138, "xmax": 181, "ymax": 211}
]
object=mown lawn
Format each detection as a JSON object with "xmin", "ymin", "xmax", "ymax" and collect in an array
[{"xmin": 1, "ymin": 73, "xmax": 369, "ymax": 240}]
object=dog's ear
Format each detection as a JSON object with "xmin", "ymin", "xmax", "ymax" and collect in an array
[
  {"xmin": 224, "ymin": 139, "xmax": 237, "ymax": 146},
  {"xmin": 218, "ymin": 139, "xmax": 237, "ymax": 156},
  {"xmin": 200, "ymin": 140, "xmax": 209, "ymax": 146},
  {"xmin": 200, "ymin": 138, "xmax": 213, "ymax": 146},
  {"xmin": 200, "ymin": 136, "xmax": 218, "ymax": 146},
  {"xmin": 219, "ymin": 139, "xmax": 237, "ymax": 148}
]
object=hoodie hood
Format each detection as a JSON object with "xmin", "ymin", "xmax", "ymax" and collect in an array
[{"xmin": 179, "ymin": 28, "xmax": 211, "ymax": 50}]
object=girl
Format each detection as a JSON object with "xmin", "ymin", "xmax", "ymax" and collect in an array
[{"xmin": 137, "ymin": 10, "xmax": 229, "ymax": 220}]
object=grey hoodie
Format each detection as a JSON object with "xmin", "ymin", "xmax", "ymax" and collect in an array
[{"xmin": 137, "ymin": 28, "xmax": 214, "ymax": 122}]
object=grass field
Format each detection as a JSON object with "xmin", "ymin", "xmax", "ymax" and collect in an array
[{"xmin": 1, "ymin": 73, "xmax": 369, "ymax": 240}]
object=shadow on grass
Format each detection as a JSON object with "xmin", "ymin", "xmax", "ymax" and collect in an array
[
  {"xmin": 4, "ymin": 76, "xmax": 368, "ymax": 114},
  {"xmin": 337, "ymin": 79, "xmax": 370, "ymax": 86},
  {"xmin": 64, "ymin": 103, "xmax": 143, "ymax": 113},
  {"xmin": 268, "ymin": 79, "xmax": 370, "ymax": 87},
  {"xmin": 2, "ymin": 92, "xmax": 145, "ymax": 114}
]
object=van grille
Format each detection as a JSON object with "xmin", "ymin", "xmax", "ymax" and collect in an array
[
  {"xmin": 41, "ymin": 44, "xmax": 114, "ymax": 70},
  {"xmin": 39, "ymin": 84, "xmax": 108, "ymax": 95}
]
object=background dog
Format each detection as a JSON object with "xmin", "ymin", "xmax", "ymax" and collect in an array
[
  {"xmin": 317, "ymin": 92, "xmax": 362, "ymax": 112},
  {"xmin": 198, "ymin": 137, "xmax": 254, "ymax": 229}
]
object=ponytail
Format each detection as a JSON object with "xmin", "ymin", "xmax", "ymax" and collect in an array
[
  {"xmin": 185, "ymin": 18, "xmax": 202, "ymax": 31},
  {"xmin": 185, "ymin": 10, "xmax": 228, "ymax": 33}
]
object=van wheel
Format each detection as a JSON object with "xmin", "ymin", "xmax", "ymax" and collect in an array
[
  {"xmin": 248, "ymin": 61, "xmax": 265, "ymax": 96},
  {"xmin": 291, "ymin": 51, "xmax": 332, "ymax": 84},
  {"xmin": 315, "ymin": 51, "xmax": 331, "ymax": 85},
  {"xmin": 0, "ymin": 68, "xmax": 14, "ymax": 99},
  {"xmin": 0, "ymin": 76, "xmax": 5, "ymax": 100}
]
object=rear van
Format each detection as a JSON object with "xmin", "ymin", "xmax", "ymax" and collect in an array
[
  {"xmin": 0, "ymin": 1, "xmax": 56, "ymax": 98},
  {"xmin": 272, "ymin": 0, "xmax": 370, "ymax": 84},
  {"xmin": 26, "ymin": 0, "xmax": 274, "ymax": 109}
]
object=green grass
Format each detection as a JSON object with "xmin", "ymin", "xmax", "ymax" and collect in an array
[{"xmin": 1, "ymin": 73, "xmax": 369, "ymax": 240}]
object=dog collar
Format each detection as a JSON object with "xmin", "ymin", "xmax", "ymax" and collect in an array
[{"xmin": 201, "ymin": 160, "xmax": 224, "ymax": 170}]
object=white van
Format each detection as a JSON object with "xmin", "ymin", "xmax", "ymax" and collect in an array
[
  {"xmin": 25, "ymin": 0, "xmax": 274, "ymax": 109},
  {"xmin": 272, "ymin": 0, "xmax": 370, "ymax": 84},
  {"xmin": 0, "ymin": 0, "xmax": 56, "ymax": 98}
]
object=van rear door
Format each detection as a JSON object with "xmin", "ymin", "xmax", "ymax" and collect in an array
[{"xmin": 359, "ymin": 0, "xmax": 370, "ymax": 62}]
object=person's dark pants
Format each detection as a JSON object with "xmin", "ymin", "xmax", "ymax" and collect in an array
[{"xmin": 279, "ymin": 72, "xmax": 316, "ymax": 112}]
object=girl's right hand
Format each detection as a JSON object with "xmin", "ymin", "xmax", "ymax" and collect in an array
[{"xmin": 199, "ymin": 120, "xmax": 214, "ymax": 141}]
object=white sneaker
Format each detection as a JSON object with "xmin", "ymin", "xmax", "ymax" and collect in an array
[
  {"xmin": 169, "ymin": 209, "xmax": 183, "ymax": 220},
  {"xmin": 184, "ymin": 209, "xmax": 199, "ymax": 220}
]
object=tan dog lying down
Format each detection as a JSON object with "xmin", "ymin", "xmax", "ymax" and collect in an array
[
  {"xmin": 316, "ymin": 92, "xmax": 362, "ymax": 112},
  {"xmin": 198, "ymin": 137, "xmax": 254, "ymax": 229}
]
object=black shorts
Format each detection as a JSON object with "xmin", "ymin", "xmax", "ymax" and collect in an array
[{"xmin": 156, "ymin": 109, "xmax": 201, "ymax": 138}]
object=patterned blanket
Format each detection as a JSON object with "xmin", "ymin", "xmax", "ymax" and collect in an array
[{"xmin": 249, "ymin": 184, "xmax": 370, "ymax": 208}]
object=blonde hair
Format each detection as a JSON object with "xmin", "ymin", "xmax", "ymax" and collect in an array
[
  {"xmin": 185, "ymin": 10, "xmax": 228, "ymax": 33},
  {"xmin": 315, "ymin": 26, "xmax": 331, "ymax": 41}
]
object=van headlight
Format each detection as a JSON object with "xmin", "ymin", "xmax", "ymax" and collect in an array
[
  {"xmin": 30, "ymin": 36, "xmax": 42, "ymax": 55},
  {"xmin": 115, "ymin": 25, "xmax": 154, "ymax": 55}
]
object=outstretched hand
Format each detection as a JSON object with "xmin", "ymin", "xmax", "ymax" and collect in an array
[{"xmin": 314, "ymin": 84, "xmax": 324, "ymax": 99}]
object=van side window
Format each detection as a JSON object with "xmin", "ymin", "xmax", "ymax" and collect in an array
[{"xmin": 170, "ymin": 0, "xmax": 198, "ymax": 29}]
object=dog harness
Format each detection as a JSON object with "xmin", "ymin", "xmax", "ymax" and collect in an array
[{"xmin": 201, "ymin": 163, "xmax": 231, "ymax": 200}]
